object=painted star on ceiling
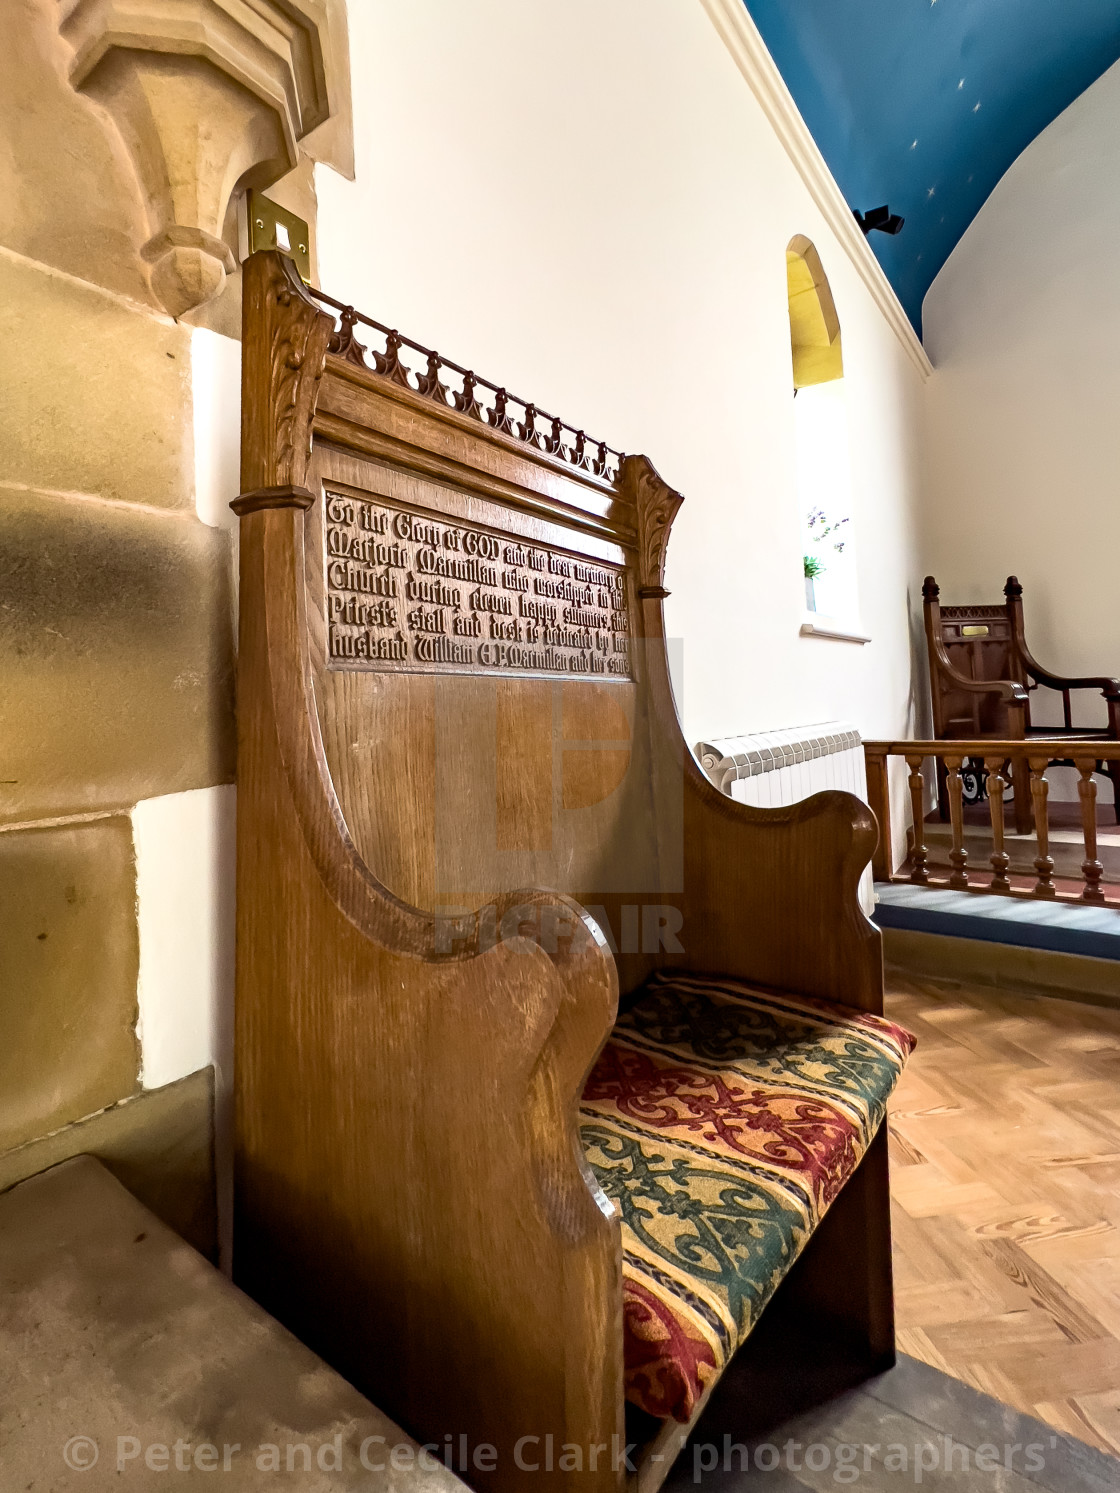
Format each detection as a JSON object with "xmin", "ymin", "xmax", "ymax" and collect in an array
[{"xmin": 742, "ymin": 0, "xmax": 1120, "ymax": 334}]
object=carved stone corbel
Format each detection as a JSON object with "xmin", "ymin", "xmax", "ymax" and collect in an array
[{"xmin": 60, "ymin": 0, "xmax": 332, "ymax": 317}]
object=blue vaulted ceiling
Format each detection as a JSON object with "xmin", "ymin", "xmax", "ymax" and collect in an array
[{"xmin": 742, "ymin": 0, "xmax": 1120, "ymax": 334}]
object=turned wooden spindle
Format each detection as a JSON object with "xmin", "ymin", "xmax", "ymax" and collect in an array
[
  {"xmin": 906, "ymin": 754, "xmax": 929, "ymax": 884},
  {"xmin": 1076, "ymin": 760, "xmax": 1106, "ymax": 904},
  {"xmin": 1028, "ymin": 756, "xmax": 1055, "ymax": 898},
  {"xmin": 984, "ymin": 756, "xmax": 1012, "ymax": 892},
  {"xmin": 943, "ymin": 754, "xmax": 969, "ymax": 889}
]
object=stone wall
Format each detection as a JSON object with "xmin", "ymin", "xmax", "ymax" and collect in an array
[
  {"xmin": 0, "ymin": 0, "xmax": 348, "ymax": 1239},
  {"xmin": 1, "ymin": 5, "xmax": 230, "ymax": 1163}
]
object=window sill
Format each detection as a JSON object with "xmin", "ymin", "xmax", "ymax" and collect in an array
[{"xmin": 800, "ymin": 613, "xmax": 871, "ymax": 644}]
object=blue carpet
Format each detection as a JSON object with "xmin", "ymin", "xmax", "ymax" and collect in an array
[{"xmin": 872, "ymin": 884, "xmax": 1120, "ymax": 963}]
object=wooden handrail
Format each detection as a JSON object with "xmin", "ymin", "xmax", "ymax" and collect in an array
[
  {"xmin": 864, "ymin": 739, "xmax": 1120, "ymax": 757},
  {"xmin": 863, "ymin": 740, "xmax": 1118, "ymax": 907}
]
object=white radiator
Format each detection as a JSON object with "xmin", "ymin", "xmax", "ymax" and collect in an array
[{"xmin": 695, "ymin": 721, "xmax": 874, "ymax": 912}]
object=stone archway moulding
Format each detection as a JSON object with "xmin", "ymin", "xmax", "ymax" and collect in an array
[{"xmin": 59, "ymin": 0, "xmax": 334, "ymax": 316}]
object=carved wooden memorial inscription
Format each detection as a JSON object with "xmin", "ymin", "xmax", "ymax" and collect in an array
[{"xmin": 324, "ymin": 491, "xmax": 632, "ymax": 678}]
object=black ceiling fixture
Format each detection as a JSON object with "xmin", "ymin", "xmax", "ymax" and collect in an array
[{"xmin": 854, "ymin": 205, "xmax": 904, "ymax": 236}]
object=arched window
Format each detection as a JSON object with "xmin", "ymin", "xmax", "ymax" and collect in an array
[
  {"xmin": 787, "ymin": 237, "xmax": 857, "ymax": 623},
  {"xmin": 787, "ymin": 236, "xmax": 843, "ymax": 389}
]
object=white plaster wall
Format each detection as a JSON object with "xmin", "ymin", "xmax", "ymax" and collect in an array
[
  {"xmin": 132, "ymin": 785, "xmax": 236, "ymax": 1092},
  {"xmin": 191, "ymin": 327, "xmax": 242, "ymax": 531},
  {"xmin": 923, "ymin": 60, "xmax": 1120, "ymax": 734},
  {"xmin": 314, "ymin": 0, "xmax": 928, "ymax": 752}
]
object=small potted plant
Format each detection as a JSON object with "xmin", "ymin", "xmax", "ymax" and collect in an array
[{"xmin": 803, "ymin": 553, "xmax": 823, "ymax": 611}]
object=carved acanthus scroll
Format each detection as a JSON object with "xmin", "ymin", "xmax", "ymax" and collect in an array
[
  {"xmin": 237, "ymin": 252, "xmax": 333, "ymax": 505},
  {"xmin": 621, "ymin": 455, "xmax": 685, "ymax": 596}
]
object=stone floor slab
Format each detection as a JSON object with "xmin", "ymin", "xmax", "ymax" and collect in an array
[{"xmin": 0, "ymin": 1157, "xmax": 466, "ymax": 1490}]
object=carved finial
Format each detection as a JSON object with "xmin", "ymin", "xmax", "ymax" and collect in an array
[
  {"xmin": 331, "ymin": 306, "xmax": 368, "ymax": 367},
  {"xmin": 922, "ymin": 576, "xmax": 940, "ymax": 602},
  {"xmin": 416, "ymin": 351, "xmax": 450, "ymax": 404},
  {"xmin": 488, "ymin": 388, "xmax": 515, "ymax": 436},
  {"xmin": 519, "ymin": 403, "xmax": 540, "ymax": 446},
  {"xmin": 546, "ymin": 417, "xmax": 565, "ymax": 457},
  {"xmin": 1004, "ymin": 575, "xmax": 1023, "ymax": 599},
  {"xmin": 571, "ymin": 430, "xmax": 594, "ymax": 472},
  {"xmin": 621, "ymin": 454, "xmax": 684, "ymax": 595},
  {"xmin": 373, "ymin": 331, "xmax": 411, "ymax": 387},
  {"xmin": 453, "ymin": 371, "xmax": 484, "ymax": 421}
]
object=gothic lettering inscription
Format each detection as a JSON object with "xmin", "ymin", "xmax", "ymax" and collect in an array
[{"xmin": 324, "ymin": 491, "xmax": 632, "ymax": 678}]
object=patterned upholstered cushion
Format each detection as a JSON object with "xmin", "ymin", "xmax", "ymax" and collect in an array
[{"xmin": 579, "ymin": 971, "xmax": 915, "ymax": 1423}]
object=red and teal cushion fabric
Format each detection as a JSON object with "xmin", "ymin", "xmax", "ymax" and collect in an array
[{"xmin": 579, "ymin": 971, "xmax": 915, "ymax": 1423}]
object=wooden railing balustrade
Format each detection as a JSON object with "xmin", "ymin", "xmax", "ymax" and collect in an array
[{"xmin": 863, "ymin": 740, "xmax": 1120, "ymax": 906}]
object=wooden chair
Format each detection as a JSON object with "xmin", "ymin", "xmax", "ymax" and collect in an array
[
  {"xmin": 923, "ymin": 575, "xmax": 1120, "ymax": 834},
  {"xmin": 231, "ymin": 251, "xmax": 912, "ymax": 1492}
]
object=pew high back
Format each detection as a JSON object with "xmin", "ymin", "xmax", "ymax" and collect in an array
[{"xmin": 232, "ymin": 251, "xmax": 895, "ymax": 1492}]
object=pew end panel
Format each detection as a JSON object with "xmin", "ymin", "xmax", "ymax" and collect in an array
[
  {"xmin": 676, "ymin": 770, "xmax": 883, "ymax": 1014},
  {"xmin": 622, "ymin": 500, "xmax": 882, "ymax": 1014},
  {"xmin": 234, "ymin": 254, "xmax": 626, "ymax": 1489}
]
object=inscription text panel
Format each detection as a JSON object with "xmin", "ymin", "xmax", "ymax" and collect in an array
[{"xmin": 324, "ymin": 491, "xmax": 632, "ymax": 679}]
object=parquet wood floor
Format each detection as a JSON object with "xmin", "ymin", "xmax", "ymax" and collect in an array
[{"xmin": 886, "ymin": 972, "xmax": 1120, "ymax": 1458}]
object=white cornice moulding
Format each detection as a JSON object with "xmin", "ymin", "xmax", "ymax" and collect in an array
[{"xmin": 699, "ymin": 0, "xmax": 933, "ymax": 381}]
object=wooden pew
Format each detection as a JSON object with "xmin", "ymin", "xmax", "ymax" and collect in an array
[{"xmin": 232, "ymin": 250, "xmax": 908, "ymax": 1492}]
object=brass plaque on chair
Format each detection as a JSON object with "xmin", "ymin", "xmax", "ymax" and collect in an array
[{"xmin": 323, "ymin": 491, "xmax": 633, "ymax": 679}]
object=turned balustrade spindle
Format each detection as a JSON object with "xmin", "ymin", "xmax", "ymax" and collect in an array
[
  {"xmin": 1076, "ymin": 759, "xmax": 1106, "ymax": 904},
  {"xmin": 943, "ymin": 754, "xmax": 969, "ymax": 889},
  {"xmin": 1027, "ymin": 757, "xmax": 1056, "ymax": 898},
  {"xmin": 906, "ymin": 755, "xmax": 929, "ymax": 884},
  {"xmin": 984, "ymin": 756, "xmax": 1012, "ymax": 892}
]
